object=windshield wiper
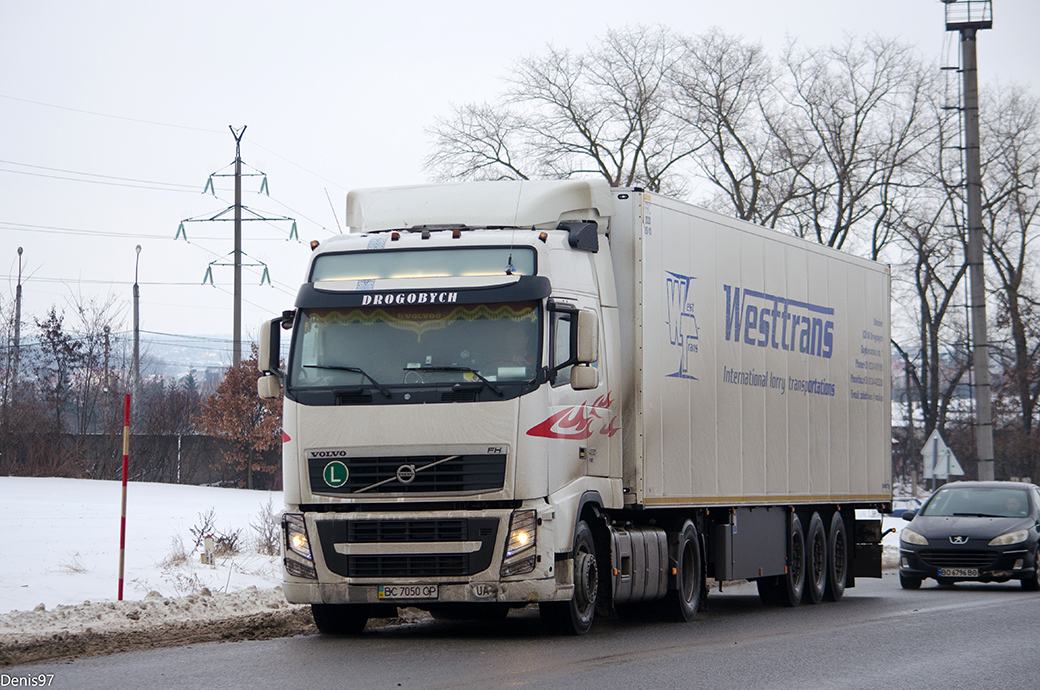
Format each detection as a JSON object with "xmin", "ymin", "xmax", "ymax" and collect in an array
[
  {"xmin": 303, "ymin": 364, "xmax": 391, "ymax": 398},
  {"xmin": 405, "ymin": 365, "xmax": 503, "ymax": 397},
  {"xmin": 951, "ymin": 512, "xmax": 1006, "ymax": 518}
]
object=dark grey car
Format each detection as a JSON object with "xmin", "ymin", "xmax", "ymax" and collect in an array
[{"xmin": 898, "ymin": 481, "xmax": 1040, "ymax": 590}]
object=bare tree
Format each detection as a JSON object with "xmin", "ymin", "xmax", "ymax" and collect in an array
[
  {"xmin": 980, "ymin": 85, "xmax": 1040, "ymax": 479},
  {"xmin": 669, "ymin": 28, "xmax": 805, "ymax": 227},
  {"xmin": 778, "ymin": 34, "xmax": 938, "ymax": 259},
  {"xmin": 427, "ymin": 26, "xmax": 699, "ymax": 194}
]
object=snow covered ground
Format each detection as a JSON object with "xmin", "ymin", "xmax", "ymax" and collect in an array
[
  {"xmin": 0, "ymin": 476, "xmax": 911, "ymax": 665},
  {"xmin": 0, "ymin": 477, "xmax": 302, "ymax": 665},
  {"xmin": 0, "ymin": 477, "xmax": 284, "ymax": 616}
]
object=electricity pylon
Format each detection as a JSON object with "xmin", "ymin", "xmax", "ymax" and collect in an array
[{"xmin": 177, "ymin": 126, "xmax": 297, "ymax": 366}]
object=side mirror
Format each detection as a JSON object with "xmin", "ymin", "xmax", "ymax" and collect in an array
[
  {"xmin": 576, "ymin": 310, "xmax": 598, "ymax": 364},
  {"xmin": 571, "ymin": 364, "xmax": 598, "ymax": 390},
  {"xmin": 901, "ymin": 510, "xmax": 916, "ymax": 521},
  {"xmin": 258, "ymin": 318, "xmax": 283, "ymax": 376},
  {"xmin": 257, "ymin": 374, "xmax": 281, "ymax": 399}
]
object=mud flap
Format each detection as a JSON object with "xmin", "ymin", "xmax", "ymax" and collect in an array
[{"xmin": 852, "ymin": 518, "xmax": 883, "ymax": 579}]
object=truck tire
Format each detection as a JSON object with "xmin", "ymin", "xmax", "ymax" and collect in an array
[
  {"xmin": 661, "ymin": 521, "xmax": 702, "ymax": 622},
  {"xmin": 311, "ymin": 604, "xmax": 370, "ymax": 635},
  {"xmin": 824, "ymin": 511, "xmax": 848, "ymax": 601},
  {"xmin": 780, "ymin": 513, "xmax": 806, "ymax": 607},
  {"xmin": 803, "ymin": 512, "xmax": 827, "ymax": 604},
  {"xmin": 540, "ymin": 520, "xmax": 598, "ymax": 635}
]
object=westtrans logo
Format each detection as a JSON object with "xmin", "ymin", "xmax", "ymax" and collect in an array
[
  {"xmin": 665, "ymin": 271, "xmax": 699, "ymax": 380},
  {"xmin": 723, "ymin": 285, "xmax": 835, "ymax": 359}
]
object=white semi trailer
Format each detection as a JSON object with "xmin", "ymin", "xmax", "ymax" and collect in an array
[{"xmin": 258, "ymin": 179, "xmax": 891, "ymax": 634}]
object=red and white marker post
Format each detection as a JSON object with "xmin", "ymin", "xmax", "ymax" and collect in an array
[{"xmin": 118, "ymin": 394, "xmax": 130, "ymax": 600}]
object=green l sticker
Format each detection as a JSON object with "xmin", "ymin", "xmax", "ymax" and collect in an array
[{"xmin": 323, "ymin": 461, "xmax": 349, "ymax": 487}]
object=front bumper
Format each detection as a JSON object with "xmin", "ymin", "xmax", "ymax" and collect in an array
[
  {"xmin": 899, "ymin": 544, "xmax": 1036, "ymax": 582},
  {"xmin": 281, "ymin": 506, "xmax": 575, "ymax": 606}
]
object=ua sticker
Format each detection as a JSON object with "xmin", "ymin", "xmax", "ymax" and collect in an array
[{"xmin": 323, "ymin": 461, "xmax": 349, "ymax": 487}]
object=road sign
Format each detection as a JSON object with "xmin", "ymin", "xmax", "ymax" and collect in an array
[{"xmin": 921, "ymin": 429, "xmax": 963, "ymax": 480}]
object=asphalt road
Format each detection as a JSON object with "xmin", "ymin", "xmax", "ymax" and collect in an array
[{"xmin": 18, "ymin": 571, "xmax": 1040, "ymax": 690}]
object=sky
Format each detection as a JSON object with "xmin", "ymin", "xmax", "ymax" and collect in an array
[{"xmin": 2, "ymin": 0, "xmax": 1038, "ymax": 370}]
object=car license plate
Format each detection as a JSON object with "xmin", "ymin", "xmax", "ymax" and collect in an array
[
  {"xmin": 377, "ymin": 584, "xmax": 438, "ymax": 600},
  {"xmin": 938, "ymin": 568, "xmax": 979, "ymax": 578}
]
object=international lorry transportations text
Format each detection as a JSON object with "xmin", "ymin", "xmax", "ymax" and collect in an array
[{"xmin": 257, "ymin": 179, "xmax": 892, "ymax": 635}]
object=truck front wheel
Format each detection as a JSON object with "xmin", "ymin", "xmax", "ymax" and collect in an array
[
  {"xmin": 540, "ymin": 520, "xmax": 598, "ymax": 635},
  {"xmin": 660, "ymin": 521, "xmax": 701, "ymax": 621},
  {"xmin": 311, "ymin": 604, "xmax": 370, "ymax": 635}
]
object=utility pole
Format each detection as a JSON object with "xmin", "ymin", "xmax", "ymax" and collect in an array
[
  {"xmin": 132, "ymin": 245, "xmax": 141, "ymax": 426},
  {"xmin": 232, "ymin": 126, "xmax": 244, "ymax": 367},
  {"xmin": 13, "ymin": 247, "xmax": 23, "ymax": 397},
  {"xmin": 944, "ymin": 0, "xmax": 994, "ymax": 480},
  {"xmin": 177, "ymin": 126, "xmax": 296, "ymax": 367}
]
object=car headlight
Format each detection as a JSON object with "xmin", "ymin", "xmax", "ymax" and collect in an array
[
  {"xmin": 501, "ymin": 509, "xmax": 537, "ymax": 577},
  {"xmin": 900, "ymin": 528, "xmax": 928, "ymax": 546},
  {"xmin": 988, "ymin": 530, "xmax": 1028, "ymax": 547}
]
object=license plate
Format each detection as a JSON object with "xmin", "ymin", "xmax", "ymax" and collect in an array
[
  {"xmin": 377, "ymin": 584, "xmax": 438, "ymax": 600},
  {"xmin": 938, "ymin": 567, "xmax": 979, "ymax": 578}
]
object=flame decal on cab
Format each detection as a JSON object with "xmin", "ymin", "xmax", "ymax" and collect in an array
[{"xmin": 527, "ymin": 391, "xmax": 618, "ymax": 439}]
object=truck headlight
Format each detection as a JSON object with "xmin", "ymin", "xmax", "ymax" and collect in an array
[
  {"xmin": 283, "ymin": 513, "xmax": 317, "ymax": 579},
  {"xmin": 501, "ymin": 509, "xmax": 537, "ymax": 577},
  {"xmin": 283, "ymin": 513, "xmax": 313, "ymax": 560}
]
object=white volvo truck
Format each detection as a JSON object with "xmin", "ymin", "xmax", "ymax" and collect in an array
[{"xmin": 257, "ymin": 179, "xmax": 891, "ymax": 634}]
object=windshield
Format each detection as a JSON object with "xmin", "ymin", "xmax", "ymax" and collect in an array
[
  {"xmin": 288, "ymin": 301, "xmax": 541, "ymax": 393},
  {"xmin": 921, "ymin": 486, "xmax": 1031, "ymax": 518}
]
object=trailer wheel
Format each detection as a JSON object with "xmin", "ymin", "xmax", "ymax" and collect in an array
[
  {"xmin": 824, "ymin": 511, "xmax": 848, "ymax": 601},
  {"xmin": 780, "ymin": 513, "xmax": 806, "ymax": 607},
  {"xmin": 803, "ymin": 512, "xmax": 827, "ymax": 604},
  {"xmin": 662, "ymin": 521, "xmax": 702, "ymax": 622},
  {"xmin": 540, "ymin": 520, "xmax": 598, "ymax": 635},
  {"xmin": 311, "ymin": 604, "xmax": 370, "ymax": 635}
]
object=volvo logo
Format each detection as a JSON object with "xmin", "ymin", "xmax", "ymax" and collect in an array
[
  {"xmin": 950, "ymin": 536, "xmax": 969, "ymax": 545},
  {"xmin": 396, "ymin": 464, "xmax": 417, "ymax": 484}
]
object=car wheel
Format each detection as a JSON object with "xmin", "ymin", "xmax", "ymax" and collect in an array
[
  {"xmin": 1022, "ymin": 549, "xmax": 1040, "ymax": 591},
  {"xmin": 311, "ymin": 604, "xmax": 370, "ymax": 635},
  {"xmin": 540, "ymin": 520, "xmax": 598, "ymax": 635},
  {"xmin": 803, "ymin": 512, "xmax": 827, "ymax": 604},
  {"xmin": 824, "ymin": 511, "xmax": 848, "ymax": 602},
  {"xmin": 899, "ymin": 573, "xmax": 922, "ymax": 590}
]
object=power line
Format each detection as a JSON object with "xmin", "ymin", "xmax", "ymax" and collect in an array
[
  {"xmin": 0, "ymin": 93, "xmax": 223, "ymax": 133},
  {"xmin": 0, "ymin": 166, "xmax": 203, "ymax": 193},
  {"xmin": 0, "ymin": 159, "xmax": 200, "ymax": 190}
]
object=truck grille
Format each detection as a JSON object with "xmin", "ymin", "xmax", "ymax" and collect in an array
[
  {"xmin": 308, "ymin": 453, "xmax": 506, "ymax": 495},
  {"xmin": 316, "ymin": 518, "xmax": 499, "ymax": 578}
]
